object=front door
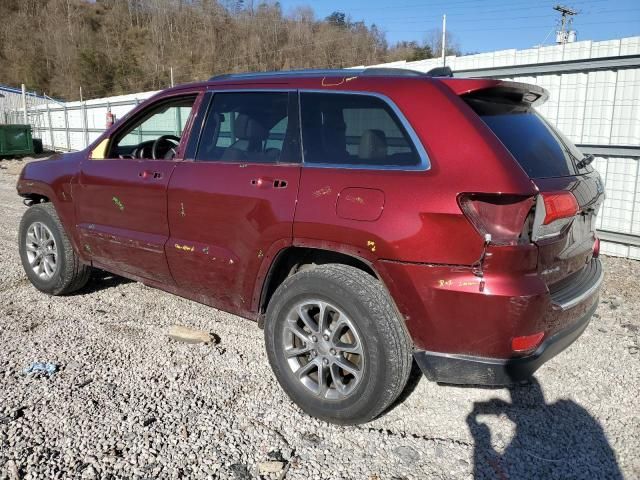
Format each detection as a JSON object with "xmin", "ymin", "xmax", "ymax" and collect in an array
[
  {"xmin": 75, "ymin": 92, "xmax": 202, "ymax": 283},
  {"xmin": 166, "ymin": 90, "xmax": 301, "ymax": 315}
]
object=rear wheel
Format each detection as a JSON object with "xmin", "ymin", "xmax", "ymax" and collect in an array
[
  {"xmin": 19, "ymin": 203, "xmax": 91, "ymax": 295},
  {"xmin": 264, "ymin": 264, "xmax": 412, "ymax": 424}
]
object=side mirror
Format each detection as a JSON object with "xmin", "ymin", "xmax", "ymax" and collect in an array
[{"xmin": 90, "ymin": 138, "xmax": 109, "ymax": 160}]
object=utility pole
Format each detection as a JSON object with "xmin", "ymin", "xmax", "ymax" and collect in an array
[
  {"xmin": 21, "ymin": 84, "xmax": 28, "ymax": 125},
  {"xmin": 170, "ymin": 67, "xmax": 175, "ymax": 87},
  {"xmin": 554, "ymin": 5, "xmax": 577, "ymax": 44},
  {"xmin": 441, "ymin": 14, "xmax": 446, "ymax": 66}
]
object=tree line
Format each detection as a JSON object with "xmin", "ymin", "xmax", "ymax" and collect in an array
[{"xmin": 0, "ymin": 0, "xmax": 460, "ymax": 100}]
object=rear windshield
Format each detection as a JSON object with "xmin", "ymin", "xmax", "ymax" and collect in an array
[{"xmin": 465, "ymin": 96, "xmax": 590, "ymax": 178}]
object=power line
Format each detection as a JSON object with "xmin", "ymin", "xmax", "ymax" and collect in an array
[
  {"xmin": 384, "ymin": 19, "xmax": 640, "ymax": 34},
  {"xmin": 379, "ymin": 6, "xmax": 640, "ymax": 27},
  {"xmin": 302, "ymin": 0, "xmax": 608, "ymax": 14},
  {"xmin": 375, "ymin": 3, "xmax": 631, "ymax": 25}
]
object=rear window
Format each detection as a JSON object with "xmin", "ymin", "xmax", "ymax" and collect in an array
[
  {"xmin": 465, "ymin": 96, "xmax": 590, "ymax": 178},
  {"xmin": 300, "ymin": 92, "xmax": 423, "ymax": 168}
]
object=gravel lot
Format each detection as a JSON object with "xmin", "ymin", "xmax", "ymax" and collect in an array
[{"xmin": 1, "ymin": 157, "xmax": 639, "ymax": 480}]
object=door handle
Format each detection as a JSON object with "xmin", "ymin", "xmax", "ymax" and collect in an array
[
  {"xmin": 139, "ymin": 170, "xmax": 163, "ymax": 180},
  {"xmin": 250, "ymin": 178, "xmax": 288, "ymax": 189}
]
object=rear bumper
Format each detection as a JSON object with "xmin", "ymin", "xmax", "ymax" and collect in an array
[
  {"xmin": 549, "ymin": 256, "xmax": 603, "ymax": 310},
  {"xmin": 413, "ymin": 300, "xmax": 597, "ymax": 386}
]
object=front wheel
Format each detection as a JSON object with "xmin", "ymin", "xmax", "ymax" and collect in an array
[
  {"xmin": 18, "ymin": 203, "xmax": 91, "ymax": 295},
  {"xmin": 264, "ymin": 264, "xmax": 412, "ymax": 425}
]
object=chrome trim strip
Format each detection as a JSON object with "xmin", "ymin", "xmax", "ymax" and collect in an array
[
  {"xmin": 200, "ymin": 88, "xmax": 431, "ymax": 171},
  {"xmin": 298, "ymin": 90, "xmax": 431, "ymax": 172},
  {"xmin": 552, "ymin": 261, "xmax": 604, "ymax": 311}
]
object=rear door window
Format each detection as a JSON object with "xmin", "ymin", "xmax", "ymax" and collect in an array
[
  {"xmin": 465, "ymin": 96, "xmax": 590, "ymax": 178},
  {"xmin": 195, "ymin": 92, "xmax": 300, "ymax": 163},
  {"xmin": 300, "ymin": 92, "xmax": 423, "ymax": 168}
]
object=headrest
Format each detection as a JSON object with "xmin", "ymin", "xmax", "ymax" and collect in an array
[
  {"xmin": 358, "ymin": 129, "xmax": 387, "ymax": 160},
  {"xmin": 234, "ymin": 114, "xmax": 268, "ymax": 140}
]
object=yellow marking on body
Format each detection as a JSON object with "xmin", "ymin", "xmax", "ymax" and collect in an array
[
  {"xmin": 112, "ymin": 196, "xmax": 124, "ymax": 211},
  {"xmin": 174, "ymin": 243, "xmax": 195, "ymax": 252},
  {"xmin": 321, "ymin": 77, "xmax": 345, "ymax": 87},
  {"xmin": 312, "ymin": 186, "xmax": 332, "ymax": 198}
]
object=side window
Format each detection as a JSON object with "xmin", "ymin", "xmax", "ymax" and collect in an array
[
  {"xmin": 196, "ymin": 92, "xmax": 300, "ymax": 163},
  {"xmin": 300, "ymin": 92, "xmax": 423, "ymax": 168},
  {"xmin": 119, "ymin": 106, "xmax": 192, "ymax": 146},
  {"xmin": 108, "ymin": 96, "xmax": 196, "ymax": 160}
]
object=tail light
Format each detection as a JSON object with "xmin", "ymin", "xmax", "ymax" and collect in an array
[
  {"xmin": 512, "ymin": 332, "xmax": 545, "ymax": 353},
  {"xmin": 532, "ymin": 191, "xmax": 579, "ymax": 241},
  {"xmin": 541, "ymin": 192, "xmax": 579, "ymax": 225},
  {"xmin": 593, "ymin": 237, "xmax": 600, "ymax": 258},
  {"xmin": 458, "ymin": 194, "xmax": 535, "ymax": 246}
]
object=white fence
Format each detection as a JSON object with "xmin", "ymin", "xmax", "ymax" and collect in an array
[
  {"xmin": 1, "ymin": 36, "xmax": 639, "ymax": 259},
  {"xmin": 0, "ymin": 90, "xmax": 160, "ymax": 152}
]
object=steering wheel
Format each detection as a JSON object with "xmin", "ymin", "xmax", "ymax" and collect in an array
[{"xmin": 152, "ymin": 135, "xmax": 180, "ymax": 160}]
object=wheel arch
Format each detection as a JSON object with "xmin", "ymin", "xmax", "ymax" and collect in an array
[
  {"xmin": 18, "ymin": 183, "xmax": 86, "ymax": 263},
  {"xmin": 256, "ymin": 245, "xmax": 385, "ymax": 326},
  {"xmin": 20, "ymin": 191, "xmax": 51, "ymax": 206}
]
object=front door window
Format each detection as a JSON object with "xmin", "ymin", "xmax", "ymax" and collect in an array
[{"xmin": 108, "ymin": 96, "xmax": 196, "ymax": 160}]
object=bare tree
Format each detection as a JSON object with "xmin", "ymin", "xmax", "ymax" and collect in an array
[{"xmin": 0, "ymin": 1, "xmax": 462, "ymax": 100}]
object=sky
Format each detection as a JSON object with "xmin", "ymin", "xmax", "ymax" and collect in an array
[{"xmin": 276, "ymin": 0, "xmax": 640, "ymax": 53}]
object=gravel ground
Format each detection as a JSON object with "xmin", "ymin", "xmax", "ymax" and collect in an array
[{"xmin": 1, "ymin": 157, "xmax": 639, "ymax": 480}]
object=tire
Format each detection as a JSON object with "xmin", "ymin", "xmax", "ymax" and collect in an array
[
  {"xmin": 264, "ymin": 264, "xmax": 412, "ymax": 425},
  {"xmin": 18, "ymin": 203, "xmax": 91, "ymax": 295}
]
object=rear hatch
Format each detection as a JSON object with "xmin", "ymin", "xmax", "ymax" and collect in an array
[{"xmin": 459, "ymin": 82, "xmax": 604, "ymax": 288}]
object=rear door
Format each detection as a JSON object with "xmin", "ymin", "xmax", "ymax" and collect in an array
[
  {"xmin": 165, "ymin": 90, "xmax": 302, "ymax": 315},
  {"xmin": 464, "ymin": 87, "xmax": 605, "ymax": 286}
]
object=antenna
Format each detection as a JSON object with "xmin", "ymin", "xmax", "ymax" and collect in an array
[{"xmin": 554, "ymin": 5, "xmax": 578, "ymax": 44}]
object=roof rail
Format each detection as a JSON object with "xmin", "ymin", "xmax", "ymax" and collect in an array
[
  {"xmin": 208, "ymin": 66, "xmax": 454, "ymax": 82},
  {"xmin": 208, "ymin": 69, "xmax": 364, "ymax": 81},
  {"xmin": 360, "ymin": 67, "xmax": 425, "ymax": 77}
]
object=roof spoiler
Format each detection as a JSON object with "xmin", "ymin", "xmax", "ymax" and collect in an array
[
  {"xmin": 439, "ymin": 78, "xmax": 549, "ymax": 107},
  {"xmin": 425, "ymin": 66, "xmax": 453, "ymax": 77},
  {"xmin": 461, "ymin": 83, "xmax": 549, "ymax": 107}
]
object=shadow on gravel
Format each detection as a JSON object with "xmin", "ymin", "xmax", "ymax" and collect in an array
[
  {"xmin": 79, "ymin": 270, "xmax": 134, "ymax": 294},
  {"xmin": 467, "ymin": 378, "xmax": 622, "ymax": 479}
]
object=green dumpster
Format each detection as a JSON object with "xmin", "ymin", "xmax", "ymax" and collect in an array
[{"xmin": 0, "ymin": 124, "xmax": 35, "ymax": 157}]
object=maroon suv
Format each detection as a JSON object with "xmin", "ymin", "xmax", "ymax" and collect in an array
[{"xmin": 16, "ymin": 68, "xmax": 604, "ymax": 424}]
